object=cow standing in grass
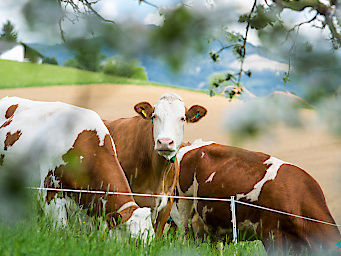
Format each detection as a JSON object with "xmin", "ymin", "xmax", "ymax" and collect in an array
[
  {"xmin": 0, "ymin": 96, "xmax": 154, "ymax": 241},
  {"xmin": 171, "ymin": 139, "xmax": 341, "ymax": 253},
  {"xmin": 104, "ymin": 93, "xmax": 207, "ymax": 234}
]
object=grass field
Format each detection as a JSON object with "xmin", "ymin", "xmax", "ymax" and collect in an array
[
  {"xmin": 0, "ymin": 195, "xmax": 266, "ymax": 256},
  {"xmin": 0, "ymin": 60, "xmax": 153, "ymax": 89}
]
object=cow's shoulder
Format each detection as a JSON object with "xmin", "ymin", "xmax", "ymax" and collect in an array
[{"xmin": 0, "ymin": 97, "xmax": 113, "ymax": 177}]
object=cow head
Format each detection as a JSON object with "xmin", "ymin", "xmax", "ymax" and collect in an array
[
  {"xmin": 134, "ymin": 93, "xmax": 207, "ymax": 160},
  {"xmin": 124, "ymin": 207, "xmax": 155, "ymax": 241}
]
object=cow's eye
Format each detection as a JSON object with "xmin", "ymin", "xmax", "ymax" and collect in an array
[{"xmin": 180, "ymin": 117, "xmax": 186, "ymax": 122}]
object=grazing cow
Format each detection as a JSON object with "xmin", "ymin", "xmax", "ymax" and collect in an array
[
  {"xmin": 104, "ymin": 93, "xmax": 207, "ymax": 234},
  {"xmin": 171, "ymin": 139, "xmax": 341, "ymax": 252},
  {"xmin": 0, "ymin": 96, "xmax": 154, "ymax": 241}
]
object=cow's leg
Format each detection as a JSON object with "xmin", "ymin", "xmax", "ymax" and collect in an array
[
  {"xmin": 154, "ymin": 197, "xmax": 174, "ymax": 235},
  {"xmin": 296, "ymin": 219, "xmax": 341, "ymax": 252},
  {"xmin": 260, "ymin": 217, "xmax": 311, "ymax": 254},
  {"xmin": 44, "ymin": 196, "xmax": 72, "ymax": 226}
]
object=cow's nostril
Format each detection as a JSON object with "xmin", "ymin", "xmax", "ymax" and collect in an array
[{"xmin": 169, "ymin": 140, "xmax": 174, "ymax": 145}]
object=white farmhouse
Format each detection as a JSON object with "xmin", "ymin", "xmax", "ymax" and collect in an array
[
  {"xmin": 0, "ymin": 40, "xmax": 24, "ymax": 62},
  {"xmin": 0, "ymin": 40, "xmax": 43, "ymax": 63}
]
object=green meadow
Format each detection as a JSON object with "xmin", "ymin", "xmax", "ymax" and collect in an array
[
  {"xmin": 0, "ymin": 195, "xmax": 266, "ymax": 256},
  {"xmin": 0, "ymin": 60, "xmax": 153, "ymax": 89}
]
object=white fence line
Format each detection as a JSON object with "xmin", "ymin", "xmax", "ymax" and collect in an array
[
  {"xmin": 235, "ymin": 200, "xmax": 341, "ymax": 227},
  {"xmin": 28, "ymin": 186, "xmax": 341, "ymax": 243}
]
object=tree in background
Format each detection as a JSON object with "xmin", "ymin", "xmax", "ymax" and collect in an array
[
  {"xmin": 42, "ymin": 56, "xmax": 58, "ymax": 65},
  {"xmin": 0, "ymin": 20, "xmax": 18, "ymax": 42},
  {"xmin": 64, "ymin": 39, "xmax": 105, "ymax": 72},
  {"xmin": 102, "ymin": 56, "xmax": 147, "ymax": 80}
]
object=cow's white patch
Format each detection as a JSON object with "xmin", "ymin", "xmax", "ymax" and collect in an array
[
  {"xmin": 156, "ymin": 194, "xmax": 168, "ymax": 213},
  {"xmin": 44, "ymin": 197, "xmax": 73, "ymax": 226},
  {"xmin": 151, "ymin": 194, "xmax": 168, "ymax": 222},
  {"xmin": 0, "ymin": 96, "xmax": 116, "ymax": 188},
  {"xmin": 205, "ymin": 172, "xmax": 216, "ymax": 183},
  {"xmin": 236, "ymin": 156, "xmax": 287, "ymax": 202},
  {"xmin": 124, "ymin": 207, "xmax": 155, "ymax": 241},
  {"xmin": 201, "ymin": 152, "xmax": 205, "ymax": 158},
  {"xmin": 153, "ymin": 93, "xmax": 186, "ymax": 160},
  {"xmin": 117, "ymin": 201, "xmax": 138, "ymax": 214},
  {"xmin": 170, "ymin": 175, "xmax": 199, "ymax": 228},
  {"xmin": 176, "ymin": 139, "xmax": 215, "ymax": 164}
]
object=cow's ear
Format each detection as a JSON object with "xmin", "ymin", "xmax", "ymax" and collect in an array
[
  {"xmin": 134, "ymin": 102, "xmax": 154, "ymax": 119},
  {"xmin": 186, "ymin": 105, "xmax": 207, "ymax": 123}
]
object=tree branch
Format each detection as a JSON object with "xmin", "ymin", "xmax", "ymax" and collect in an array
[
  {"xmin": 83, "ymin": 0, "xmax": 117, "ymax": 25},
  {"xmin": 237, "ymin": 0, "xmax": 258, "ymax": 84}
]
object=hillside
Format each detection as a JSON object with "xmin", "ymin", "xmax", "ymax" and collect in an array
[
  {"xmin": 0, "ymin": 60, "xmax": 152, "ymax": 89},
  {"xmin": 28, "ymin": 41, "xmax": 296, "ymax": 97}
]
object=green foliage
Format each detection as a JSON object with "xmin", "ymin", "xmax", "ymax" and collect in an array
[
  {"xmin": 0, "ymin": 194, "xmax": 266, "ymax": 256},
  {"xmin": 0, "ymin": 20, "xmax": 18, "ymax": 42},
  {"xmin": 239, "ymin": 5, "xmax": 278, "ymax": 30},
  {"xmin": 208, "ymin": 72, "xmax": 244, "ymax": 99},
  {"xmin": 66, "ymin": 39, "xmax": 106, "ymax": 72},
  {"xmin": 150, "ymin": 6, "xmax": 207, "ymax": 71},
  {"xmin": 64, "ymin": 58, "xmax": 79, "ymax": 69},
  {"xmin": 0, "ymin": 60, "xmax": 151, "ymax": 89},
  {"xmin": 42, "ymin": 57, "xmax": 58, "ymax": 65},
  {"xmin": 102, "ymin": 57, "xmax": 147, "ymax": 80}
]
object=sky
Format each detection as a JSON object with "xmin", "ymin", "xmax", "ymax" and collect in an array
[
  {"xmin": 0, "ymin": 0, "xmax": 264, "ymax": 44},
  {"xmin": 0, "ymin": 0, "xmax": 329, "ymax": 45}
]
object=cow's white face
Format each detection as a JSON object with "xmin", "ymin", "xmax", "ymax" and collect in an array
[
  {"xmin": 152, "ymin": 96, "xmax": 186, "ymax": 159},
  {"xmin": 134, "ymin": 93, "xmax": 207, "ymax": 160},
  {"xmin": 124, "ymin": 207, "xmax": 155, "ymax": 242}
]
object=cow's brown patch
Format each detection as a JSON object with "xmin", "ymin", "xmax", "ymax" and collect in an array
[
  {"xmin": 5, "ymin": 104, "xmax": 18, "ymax": 119},
  {"xmin": 4, "ymin": 130, "xmax": 22, "ymax": 150},
  {"xmin": 0, "ymin": 154, "xmax": 4, "ymax": 166},
  {"xmin": 44, "ymin": 170, "xmax": 58, "ymax": 202},
  {"xmin": 0, "ymin": 119, "xmax": 12, "ymax": 129}
]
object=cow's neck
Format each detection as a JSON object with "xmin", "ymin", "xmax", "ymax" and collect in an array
[{"xmin": 105, "ymin": 117, "xmax": 174, "ymax": 206}]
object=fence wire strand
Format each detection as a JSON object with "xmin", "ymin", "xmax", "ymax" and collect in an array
[{"xmin": 28, "ymin": 187, "xmax": 341, "ymax": 228}]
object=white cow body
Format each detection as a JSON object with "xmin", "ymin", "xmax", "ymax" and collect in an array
[{"xmin": 0, "ymin": 96, "xmax": 154, "ymax": 241}]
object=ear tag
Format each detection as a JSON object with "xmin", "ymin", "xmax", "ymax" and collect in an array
[
  {"xmin": 192, "ymin": 111, "xmax": 199, "ymax": 121},
  {"xmin": 170, "ymin": 156, "xmax": 176, "ymax": 163},
  {"xmin": 141, "ymin": 109, "xmax": 147, "ymax": 118}
]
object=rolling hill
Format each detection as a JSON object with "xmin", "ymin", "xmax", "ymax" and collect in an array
[{"xmin": 28, "ymin": 41, "xmax": 296, "ymax": 97}]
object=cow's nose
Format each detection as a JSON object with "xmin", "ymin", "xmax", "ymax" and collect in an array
[{"xmin": 157, "ymin": 138, "xmax": 174, "ymax": 149}]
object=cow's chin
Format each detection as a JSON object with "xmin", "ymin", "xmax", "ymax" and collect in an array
[{"xmin": 157, "ymin": 149, "xmax": 176, "ymax": 160}]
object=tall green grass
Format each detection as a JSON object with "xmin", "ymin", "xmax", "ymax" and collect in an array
[{"xmin": 0, "ymin": 194, "xmax": 266, "ymax": 256}]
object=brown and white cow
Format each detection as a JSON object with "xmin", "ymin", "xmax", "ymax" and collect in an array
[
  {"xmin": 104, "ymin": 93, "xmax": 206, "ymax": 234},
  {"xmin": 0, "ymin": 96, "xmax": 154, "ymax": 241},
  {"xmin": 171, "ymin": 139, "xmax": 341, "ymax": 253}
]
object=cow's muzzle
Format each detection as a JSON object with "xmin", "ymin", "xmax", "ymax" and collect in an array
[{"xmin": 156, "ymin": 138, "xmax": 176, "ymax": 152}]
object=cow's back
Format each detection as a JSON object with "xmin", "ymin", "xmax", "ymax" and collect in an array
[{"xmin": 0, "ymin": 96, "xmax": 113, "ymax": 186}]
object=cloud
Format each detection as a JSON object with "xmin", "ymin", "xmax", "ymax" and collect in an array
[
  {"xmin": 229, "ymin": 54, "xmax": 288, "ymax": 72},
  {"xmin": 98, "ymin": 0, "xmax": 118, "ymax": 20},
  {"xmin": 144, "ymin": 11, "xmax": 164, "ymax": 26}
]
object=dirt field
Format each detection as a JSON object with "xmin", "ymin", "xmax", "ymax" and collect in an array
[{"xmin": 1, "ymin": 84, "xmax": 340, "ymax": 230}]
